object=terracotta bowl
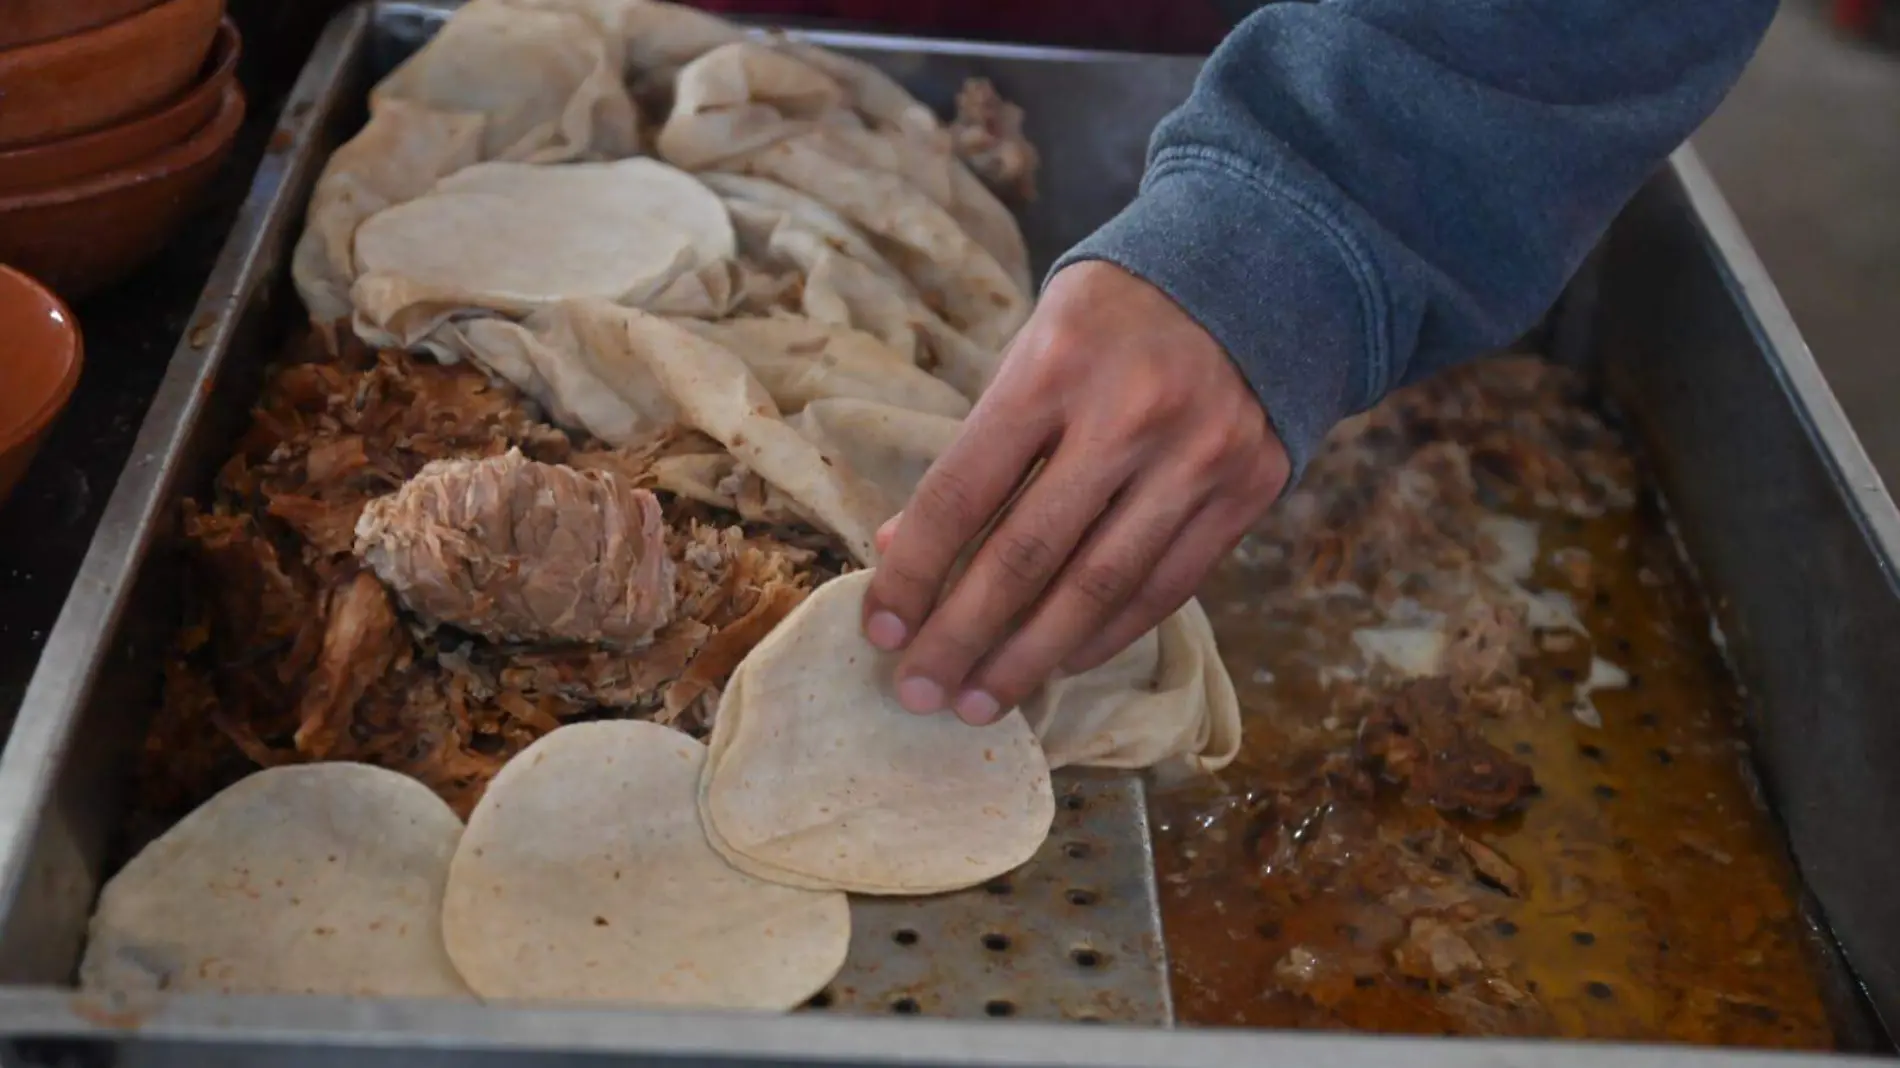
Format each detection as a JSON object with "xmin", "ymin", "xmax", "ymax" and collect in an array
[
  {"xmin": 0, "ymin": 266, "xmax": 84, "ymax": 512},
  {"xmin": 0, "ymin": 0, "xmax": 224, "ymax": 149},
  {"xmin": 0, "ymin": 0, "xmax": 162, "ymax": 51},
  {"xmin": 0, "ymin": 83, "xmax": 245, "ymax": 302},
  {"xmin": 0, "ymin": 18, "xmax": 240, "ymax": 195}
]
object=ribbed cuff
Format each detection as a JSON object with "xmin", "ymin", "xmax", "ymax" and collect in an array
[{"xmin": 1050, "ymin": 146, "xmax": 1386, "ymax": 482}]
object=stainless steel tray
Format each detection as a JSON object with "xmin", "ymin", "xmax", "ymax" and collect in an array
[{"xmin": 0, "ymin": 1, "xmax": 1893, "ymax": 1065}]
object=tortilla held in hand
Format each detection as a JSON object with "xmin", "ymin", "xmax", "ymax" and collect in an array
[
  {"xmin": 441, "ymin": 720, "xmax": 849, "ymax": 1009},
  {"xmin": 699, "ymin": 570, "xmax": 1055, "ymax": 895},
  {"xmin": 79, "ymin": 764, "xmax": 470, "ymax": 998}
]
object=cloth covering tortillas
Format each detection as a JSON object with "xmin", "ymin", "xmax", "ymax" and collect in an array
[
  {"xmin": 1021, "ymin": 598, "xmax": 1242, "ymax": 779},
  {"xmin": 290, "ymin": 0, "xmax": 1029, "ymax": 564},
  {"xmin": 441, "ymin": 720, "xmax": 850, "ymax": 1008},
  {"xmin": 79, "ymin": 764, "xmax": 471, "ymax": 998},
  {"xmin": 700, "ymin": 570, "xmax": 1055, "ymax": 894}
]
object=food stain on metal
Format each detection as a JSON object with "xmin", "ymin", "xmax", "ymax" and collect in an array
[
  {"xmin": 185, "ymin": 315, "xmax": 217, "ymax": 349},
  {"xmin": 69, "ymin": 990, "xmax": 162, "ymax": 1031}
]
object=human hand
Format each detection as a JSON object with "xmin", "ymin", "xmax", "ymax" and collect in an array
[{"xmin": 861, "ymin": 260, "xmax": 1290, "ymax": 724}]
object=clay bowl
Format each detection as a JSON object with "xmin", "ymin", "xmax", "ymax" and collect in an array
[
  {"xmin": 0, "ymin": 266, "xmax": 84, "ymax": 512},
  {"xmin": 0, "ymin": 83, "xmax": 245, "ymax": 302},
  {"xmin": 0, "ymin": 0, "xmax": 224, "ymax": 149},
  {"xmin": 0, "ymin": 0, "xmax": 162, "ymax": 51},
  {"xmin": 0, "ymin": 18, "xmax": 240, "ymax": 195}
]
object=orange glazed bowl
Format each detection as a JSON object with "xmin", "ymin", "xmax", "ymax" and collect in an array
[
  {"xmin": 0, "ymin": 265, "xmax": 84, "ymax": 510},
  {"xmin": 0, "ymin": 0, "xmax": 224, "ymax": 149},
  {"xmin": 0, "ymin": 17, "xmax": 240, "ymax": 195},
  {"xmin": 0, "ymin": 82, "xmax": 245, "ymax": 301}
]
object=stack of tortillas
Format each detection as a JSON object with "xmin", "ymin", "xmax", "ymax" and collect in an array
[{"xmin": 699, "ymin": 572, "xmax": 1055, "ymax": 895}]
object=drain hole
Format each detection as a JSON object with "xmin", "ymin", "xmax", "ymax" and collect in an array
[
  {"xmin": 893, "ymin": 928, "xmax": 919, "ymax": 947},
  {"xmin": 891, "ymin": 996, "xmax": 921, "ymax": 1015},
  {"xmin": 1071, "ymin": 947, "xmax": 1103, "ymax": 969},
  {"xmin": 805, "ymin": 989, "xmax": 834, "ymax": 1010},
  {"xmin": 983, "ymin": 878, "xmax": 1012, "ymax": 896},
  {"xmin": 1074, "ymin": 1013, "xmax": 1105, "ymax": 1024},
  {"xmin": 1065, "ymin": 888, "xmax": 1099, "ymax": 907},
  {"xmin": 1062, "ymin": 841, "xmax": 1092, "ymax": 860},
  {"xmin": 984, "ymin": 999, "xmax": 1017, "ymax": 1018},
  {"xmin": 1061, "ymin": 794, "xmax": 1086, "ymax": 811},
  {"xmin": 981, "ymin": 932, "xmax": 1012, "ymax": 952}
]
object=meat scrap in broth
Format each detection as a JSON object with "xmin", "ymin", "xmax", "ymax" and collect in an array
[{"xmin": 1157, "ymin": 355, "xmax": 1838, "ymax": 1045}]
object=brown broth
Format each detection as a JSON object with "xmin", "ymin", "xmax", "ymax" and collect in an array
[{"xmin": 1158, "ymin": 489, "xmax": 1835, "ymax": 1046}]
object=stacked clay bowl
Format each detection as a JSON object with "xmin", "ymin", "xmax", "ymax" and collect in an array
[
  {"xmin": 0, "ymin": 265, "xmax": 84, "ymax": 512},
  {"xmin": 0, "ymin": 0, "xmax": 244, "ymax": 300}
]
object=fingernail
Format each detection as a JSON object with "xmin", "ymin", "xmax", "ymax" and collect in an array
[
  {"xmin": 954, "ymin": 689, "xmax": 1000, "ymax": 726},
  {"xmin": 866, "ymin": 611, "xmax": 908, "ymax": 651},
  {"xmin": 897, "ymin": 675, "xmax": 944, "ymax": 714}
]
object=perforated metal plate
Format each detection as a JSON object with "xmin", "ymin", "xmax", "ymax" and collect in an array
[{"xmin": 807, "ymin": 770, "xmax": 1173, "ymax": 1025}]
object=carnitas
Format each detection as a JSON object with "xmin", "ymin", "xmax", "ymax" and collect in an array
[
  {"xmin": 356, "ymin": 449, "xmax": 677, "ymax": 649},
  {"xmin": 950, "ymin": 77, "xmax": 1040, "ymax": 202},
  {"xmin": 140, "ymin": 339, "xmax": 843, "ymax": 822}
]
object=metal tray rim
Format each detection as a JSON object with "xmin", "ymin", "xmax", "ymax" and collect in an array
[
  {"xmin": 1665, "ymin": 144, "xmax": 1900, "ymax": 586},
  {"xmin": 0, "ymin": 1, "xmax": 1892, "ymax": 1061},
  {"xmin": 2, "ymin": 987, "xmax": 1886, "ymax": 1068}
]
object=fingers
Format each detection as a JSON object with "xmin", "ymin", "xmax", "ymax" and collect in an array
[
  {"xmin": 892, "ymin": 442, "xmax": 1131, "ymax": 720},
  {"xmin": 1060, "ymin": 498, "xmax": 1256, "ymax": 674},
  {"xmin": 959, "ymin": 467, "xmax": 1205, "ymax": 716},
  {"xmin": 862, "ymin": 402, "xmax": 1051, "ymax": 656}
]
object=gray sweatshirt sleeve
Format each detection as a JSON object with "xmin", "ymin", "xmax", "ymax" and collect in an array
[{"xmin": 1054, "ymin": 0, "xmax": 1777, "ymax": 476}]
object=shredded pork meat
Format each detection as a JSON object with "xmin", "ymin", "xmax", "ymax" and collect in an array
[
  {"xmin": 139, "ymin": 338, "xmax": 847, "ymax": 821},
  {"xmin": 950, "ymin": 78, "xmax": 1039, "ymax": 202}
]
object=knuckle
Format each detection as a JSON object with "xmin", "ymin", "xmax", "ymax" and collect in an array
[
  {"xmin": 915, "ymin": 467, "xmax": 981, "ymax": 527},
  {"xmin": 990, "ymin": 529, "xmax": 1058, "ymax": 587},
  {"xmin": 1070, "ymin": 561, "xmax": 1138, "ymax": 610},
  {"xmin": 872, "ymin": 555, "xmax": 941, "ymax": 617}
]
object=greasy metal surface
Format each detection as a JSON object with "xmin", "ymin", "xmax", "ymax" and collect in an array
[
  {"xmin": 819, "ymin": 773, "xmax": 1169, "ymax": 1025},
  {"xmin": 0, "ymin": 3, "xmax": 1890, "ymax": 1067},
  {"xmin": 1596, "ymin": 147, "xmax": 1900, "ymax": 1038}
]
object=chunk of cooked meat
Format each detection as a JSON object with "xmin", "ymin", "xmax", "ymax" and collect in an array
[
  {"xmin": 1392, "ymin": 917, "xmax": 1485, "ymax": 982},
  {"xmin": 293, "ymin": 572, "xmax": 407, "ymax": 758},
  {"xmin": 1355, "ymin": 678, "xmax": 1537, "ymax": 819},
  {"xmin": 356, "ymin": 449, "xmax": 677, "ymax": 649},
  {"xmin": 950, "ymin": 77, "xmax": 1039, "ymax": 202}
]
